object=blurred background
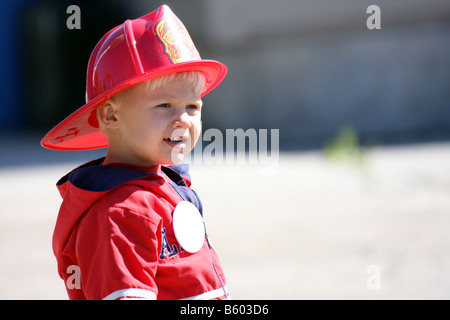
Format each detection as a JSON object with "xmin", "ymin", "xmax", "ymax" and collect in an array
[{"xmin": 0, "ymin": 0, "xmax": 449, "ymax": 299}]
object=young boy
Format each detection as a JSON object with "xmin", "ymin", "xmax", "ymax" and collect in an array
[{"xmin": 41, "ymin": 5, "xmax": 229, "ymax": 300}]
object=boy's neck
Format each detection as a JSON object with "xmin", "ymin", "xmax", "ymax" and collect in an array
[{"xmin": 102, "ymin": 159, "xmax": 161, "ymax": 175}]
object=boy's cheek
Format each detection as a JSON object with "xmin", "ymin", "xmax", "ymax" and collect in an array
[{"xmin": 192, "ymin": 123, "xmax": 202, "ymax": 146}]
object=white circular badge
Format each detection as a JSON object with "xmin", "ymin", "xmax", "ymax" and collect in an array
[{"xmin": 172, "ymin": 201, "xmax": 206, "ymax": 253}]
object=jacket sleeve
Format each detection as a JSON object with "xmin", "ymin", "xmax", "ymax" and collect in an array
[{"xmin": 75, "ymin": 187, "xmax": 163, "ymax": 300}]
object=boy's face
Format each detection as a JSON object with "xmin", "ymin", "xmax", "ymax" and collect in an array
[{"xmin": 109, "ymin": 79, "xmax": 202, "ymax": 167}]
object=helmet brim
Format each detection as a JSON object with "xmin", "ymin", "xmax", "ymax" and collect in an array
[{"xmin": 40, "ymin": 60, "xmax": 227, "ymax": 151}]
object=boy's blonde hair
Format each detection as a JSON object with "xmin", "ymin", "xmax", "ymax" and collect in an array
[{"xmin": 112, "ymin": 71, "xmax": 205, "ymax": 106}]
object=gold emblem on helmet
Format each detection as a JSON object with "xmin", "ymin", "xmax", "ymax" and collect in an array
[{"xmin": 155, "ymin": 16, "xmax": 200, "ymax": 64}]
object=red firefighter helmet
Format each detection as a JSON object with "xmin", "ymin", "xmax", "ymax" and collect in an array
[{"xmin": 41, "ymin": 5, "xmax": 227, "ymax": 150}]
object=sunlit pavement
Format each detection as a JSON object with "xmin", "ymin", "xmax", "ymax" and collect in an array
[{"xmin": 1, "ymin": 138, "xmax": 449, "ymax": 299}]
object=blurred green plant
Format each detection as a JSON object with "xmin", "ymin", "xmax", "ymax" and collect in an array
[{"xmin": 323, "ymin": 125, "xmax": 365, "ymax": 166}]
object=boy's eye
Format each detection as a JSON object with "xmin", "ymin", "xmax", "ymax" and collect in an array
[
  {"xmin": 157, "ymin": 103, "xmax": 170, "ymax": 108},
  {"xmin": 187, "ymin": 104, "xmax": 200, "ymax": 110}
]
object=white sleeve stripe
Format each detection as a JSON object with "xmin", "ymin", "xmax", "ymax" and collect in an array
[
  {"xmin": 103, "ymin": 288, "xmax": 157, "ymax": 300},
  {"xmin": 179, "ymin": 285, "xmax": 229, "ymax": 300}
]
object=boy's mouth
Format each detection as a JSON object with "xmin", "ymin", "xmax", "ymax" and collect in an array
[{"xmin": 163, "ymin": 136, "xmax": 187, "ymax": 149}]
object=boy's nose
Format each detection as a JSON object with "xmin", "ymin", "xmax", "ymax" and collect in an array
[{"xmin": 172, "ymin": 112, "xmax": 192, "ymax": 129}]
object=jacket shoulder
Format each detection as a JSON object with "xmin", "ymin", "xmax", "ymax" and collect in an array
[{"xmin": 92, "ymin": 183, "xmax": 170, "ymax": 218}]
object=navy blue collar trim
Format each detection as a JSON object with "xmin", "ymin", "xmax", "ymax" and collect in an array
[
  {"xmin": 58, "ymin": 158, "xmax": 153, "ymax": 192},
  {"xmin": 161, "ymin": 165, "xmax": 203, "ymax": 215},
  {"xmin": 57, "ymin": 158, "xmax": 203, "ymax": 213}
]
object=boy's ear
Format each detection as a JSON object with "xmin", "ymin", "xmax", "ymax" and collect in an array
[{"xmin": 97, "ymin": 100, "xmax": 119, "ymax": 129}]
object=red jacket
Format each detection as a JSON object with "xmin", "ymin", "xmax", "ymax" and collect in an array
[{"xmin": 52, "ymin": 158, "xmax": 228, "ymax": 300}]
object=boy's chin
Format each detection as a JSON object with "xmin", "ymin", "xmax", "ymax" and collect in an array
[{"xmin": 165, "ymin": 151, "xmax": 188, "ymax": 165}]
